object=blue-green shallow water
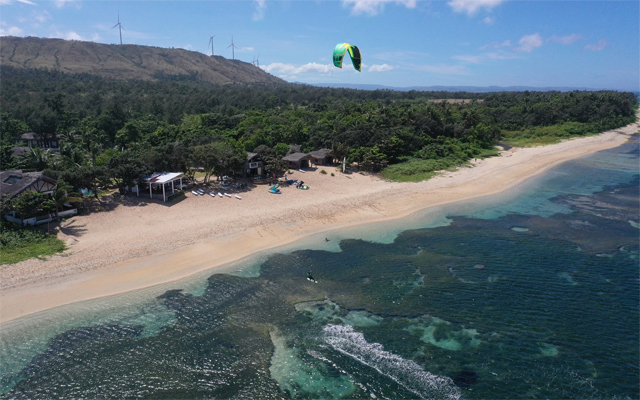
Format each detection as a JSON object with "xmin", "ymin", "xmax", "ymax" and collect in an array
[{"xmin": 1, "ymin": 138, "xmax": 638, "ymax": 399}]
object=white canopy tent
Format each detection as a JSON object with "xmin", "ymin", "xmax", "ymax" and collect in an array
[{"xmin": 135, "ymin": 172, "xmax": 184, "ymax": 202}]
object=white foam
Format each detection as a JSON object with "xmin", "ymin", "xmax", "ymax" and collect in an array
[
  {"xmin": 323, "ymin": 324, "xmax": 461, "ymax": 400},
  {"xmin": 269, "ymin": 330, "xmax": 356, "ymax": 398}
]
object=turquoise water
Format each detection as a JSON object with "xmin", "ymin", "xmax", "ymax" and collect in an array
[{"xmin": 1, "ymin": 138, "xmax": 638, "ymax": 399}]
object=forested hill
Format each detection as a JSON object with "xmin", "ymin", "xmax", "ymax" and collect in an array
[{"xmin": 0, "ymin": 36, "xmax": 284, "ymax": 85}]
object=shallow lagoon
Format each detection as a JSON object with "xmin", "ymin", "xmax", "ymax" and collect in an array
[{"xmin": 1, "ymin": 138, "xmax": 638, "ymax": 399}]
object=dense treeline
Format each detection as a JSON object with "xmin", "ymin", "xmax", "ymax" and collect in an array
[
  {"xmin": 0, "ymin": 66, "xmax": 482, "ymax": 130},
  {"xmin": 1, "ymin": 65, "xmax": 637, "ymax": 190}
]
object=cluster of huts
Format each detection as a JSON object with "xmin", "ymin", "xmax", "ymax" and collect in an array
[
  {"xmin": 246, "ymin": 148, "xmax": 334, "ymax": 177},
  {"xmin": 3, "ymin": 135, "xmax": 336, "ymax": 224}
]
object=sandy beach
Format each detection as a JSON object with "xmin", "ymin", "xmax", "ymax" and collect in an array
[{"xmin": 1, "ymin": 118, "xmax": 638, "ymax": 324}]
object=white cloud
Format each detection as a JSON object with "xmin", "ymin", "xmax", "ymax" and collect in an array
[
  {"xmin": 56, "ymin": 30, "xmax": 83, "ymax": 40},
  {"xmin": 368, "ymin": 64, "xmax": 394, "ymax": 72},
  {"xmin": 55, "ymin": 0, "xmax": 81, "ymax": 8},
  {"xmin": 373, "ymin": 50, "xmax": 428, "ymax": 61},
  {"xmin": 34, "ymin": 10, "xmax": 51, "ymax": 23},
  {"xmin": 482, "ymin": 16, "xmax": 495, "ymax": 25},
  {"xmin": 0, "ymin": 0, "xmax": 36, "ymax": 5},
  {"xmin": 237, "ymin": 46, "xmax": 255, "ymax": 53},
  {"xmin": 453, "ymin": 54, "xmax": 482, "ymax": 63},
  {"xmin": 261, "ymin": 62, "xmax": 334, "ymax": 75},
  {"xmin": 479, "ymin": 39, "xmax": 511, "ymax": 50},
  {"xmin": 548, "ymin": 34, "xmax": 582, "ymax": 45},
  {"xmin": 342, "ymin": 0, "xmax": 417, "ymax": 16},
  {"xmin": 448, "ymin": 0, "xmax": 505, "ymax": 16},
  {"xmin": 0, "ymin": 25, "xmax": 24, "ymax": 35},
  {"xmin": 515, "ymin": 33, "xmax": 542, "ymax": 52},
  {"xmin": 253, "ymin": 0, "xmax": 267, "ymax": 21},
  {"xmin": 584, "ymin": 39, "xmax": 608, "ymax": 51},
  {"xmin": 484, "ymin": 51, "xmax": 518, "ymax": 60},
  {"xmin": 419, "ymin": 64, "xmax": 469, "ymax": 75}
]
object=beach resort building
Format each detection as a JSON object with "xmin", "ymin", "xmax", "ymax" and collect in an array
[
  {"xmin": 17, "ymin": 132, "xmax": 64, "ymax": 152},
  {"xmin": 1, "ymin": 169, "xmax": 77, "ymax": 226}
]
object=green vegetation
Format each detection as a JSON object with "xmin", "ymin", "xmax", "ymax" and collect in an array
[
  {"xmin": 167, "ymin": 190, "xmax": 186, "ymax": 202},
  {"xmin": 501, "ymin": 121, "xmax": 616, "ymax": 147},
  {"xmin": 382, "ymin": 157, "xmax": 458, "ymax": 182},
  {"xmin": 0, "ymin": 221, "xmax": 67, "ymax": 265},
  {"xmin": 1, "ymin": 65, "xmax": 635, "ymax": 263},
  {"xmin": 1, "ymin": 66, "xmax": 637, "ymax": 186}
]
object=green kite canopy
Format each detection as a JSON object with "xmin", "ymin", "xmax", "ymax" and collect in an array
[{"xmin": 333, "ymin": 43, "xmax": 362, "ymax": 72}]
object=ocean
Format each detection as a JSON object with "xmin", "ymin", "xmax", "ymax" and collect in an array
[{"xmin": 1, "ymin": 137, "xmax": 638, "ymax": 399}]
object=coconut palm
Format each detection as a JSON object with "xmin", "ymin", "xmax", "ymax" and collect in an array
[
  {"xmin": 51, "ymin": 179, "xmax": 79, "ymax": 221},
  {"xmin": 22, "ymin": 147, "xmax": 51, "ymax": 171}
]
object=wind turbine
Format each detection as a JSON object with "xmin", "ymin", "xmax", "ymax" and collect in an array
[
  {"xmin": 227, "ymin": 36, "xmax": 238, "ymax": 60},
  {"xmin": 208, "ymin": 35, "xmax": 215, "ymax": 56},
  {"xmin": 112, "ymin": 13, "xmax": 124, "ymax": 45},
  {"xmin": 252, "ymin": 54, "xmax": 260, "ymax": 67}
]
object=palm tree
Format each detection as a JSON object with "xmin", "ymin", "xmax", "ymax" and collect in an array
[
  {"xmin": 22, "ymin": 147, "xmax": 51, "ymax": 170},
  {"xmin": 51, "ymin": 179, "xmax": 79, "ymax": 222},
  {"xmin": 331, "ymin": 142, "xmax": 350, "ymax": 173}
]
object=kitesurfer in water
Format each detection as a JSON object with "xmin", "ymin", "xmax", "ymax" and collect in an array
[{"xmin": 307, "ymin": 270, "xmax": 315, "ymax": 281}]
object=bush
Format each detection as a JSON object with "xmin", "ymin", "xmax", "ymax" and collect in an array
[
  {"xmin": 0, "ymin": 221, "xmax": 67, "ymax": 264},
  {"xmin": 381, "ymin": 157, "xmax": 461, "ymax": 182},
  {"xmin": 168, "ymin": 190, "xmax": 186, "ymax": 202},
  {"xmin": 320, "ymin": 169, "xmax": 327, "ymax": 175}
]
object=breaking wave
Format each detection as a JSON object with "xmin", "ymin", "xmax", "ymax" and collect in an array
[{"xmin": 323, "ymin": 324, "xmax": 461, "ymax": 400}]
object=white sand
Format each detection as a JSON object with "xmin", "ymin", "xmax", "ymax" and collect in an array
[{"xmin": 1, "ymin": 117, "xmax": 638, "ymax": 323}]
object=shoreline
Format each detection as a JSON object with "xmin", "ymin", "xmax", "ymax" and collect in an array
[{"xmin": 1, "ymin": 120, "xmax": 638, "ymax": 324}]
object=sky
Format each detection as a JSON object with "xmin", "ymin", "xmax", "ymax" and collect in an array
[{"xmin": 1, "ymin": 0, "xmax": 638, "ymax": 91}]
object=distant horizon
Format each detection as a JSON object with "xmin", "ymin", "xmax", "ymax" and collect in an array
[
  {"xmin": 1, "ymin": 0, "xmax": 638, "ymax": 91},
  {"xmin": 305, "ymin": 82, "xmax": 640, "ymax": 93}
]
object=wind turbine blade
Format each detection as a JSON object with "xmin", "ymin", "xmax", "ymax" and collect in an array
[{"xmin": 112, "ymin": 23, "xmax": 119, "ymax": 29}]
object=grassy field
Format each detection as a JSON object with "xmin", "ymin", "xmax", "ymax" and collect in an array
[
  {"xmin": 0, "ymin": 222, "xmax": 67, "ymax": 265},
  {"xmin": 499, "ymin": 121, "xmax": 600, "ymax": 147},
  {"xmin": 381, "ymin": 147, "xmax": 500, "ymax": 182}
]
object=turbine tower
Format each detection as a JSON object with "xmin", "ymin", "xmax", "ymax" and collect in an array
[
  {"xmin": 227, "ymin": 36, "xmax": 238, "ymax": 60},
  {"xmin": 252, "ymin": 54, "xmax": 260, "ymax": 67},
  {"xmin": 208, "ymin": 35, "xmax": 215, "ymax": 56},
  {"xmin": 112, "ymin": 13, "xmax": 124, "ymax": 45}
]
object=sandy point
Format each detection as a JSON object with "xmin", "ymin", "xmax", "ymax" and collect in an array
[{"xmin": 1, "ymin": 118, "xmax": 638, "ymax": 324}]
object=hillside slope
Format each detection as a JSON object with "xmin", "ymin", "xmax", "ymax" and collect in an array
[{"xmin": 0, "ymin": 36, "xmax": 284, "ymax": 85}]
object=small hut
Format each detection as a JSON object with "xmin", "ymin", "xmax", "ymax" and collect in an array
[
  {"xmin": 244, "ymin": 153, "xmax": 265, "ymax": 177},
  {"xmin": 308, "ymin": 149, "xmax": 334, "ymax": 166},
  {"xmin": 282, "ymin": 152, "xmax": 311, "ymax": 169}
]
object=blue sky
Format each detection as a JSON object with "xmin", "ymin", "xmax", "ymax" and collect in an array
[{"xmin": 1, "ymin": 0, "xmax": 638, "ymax": 90}]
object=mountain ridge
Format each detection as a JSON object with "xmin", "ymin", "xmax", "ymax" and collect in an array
[{"xmin": 0, "ymin": 36, "xmax": 284, "ymax": 85}]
